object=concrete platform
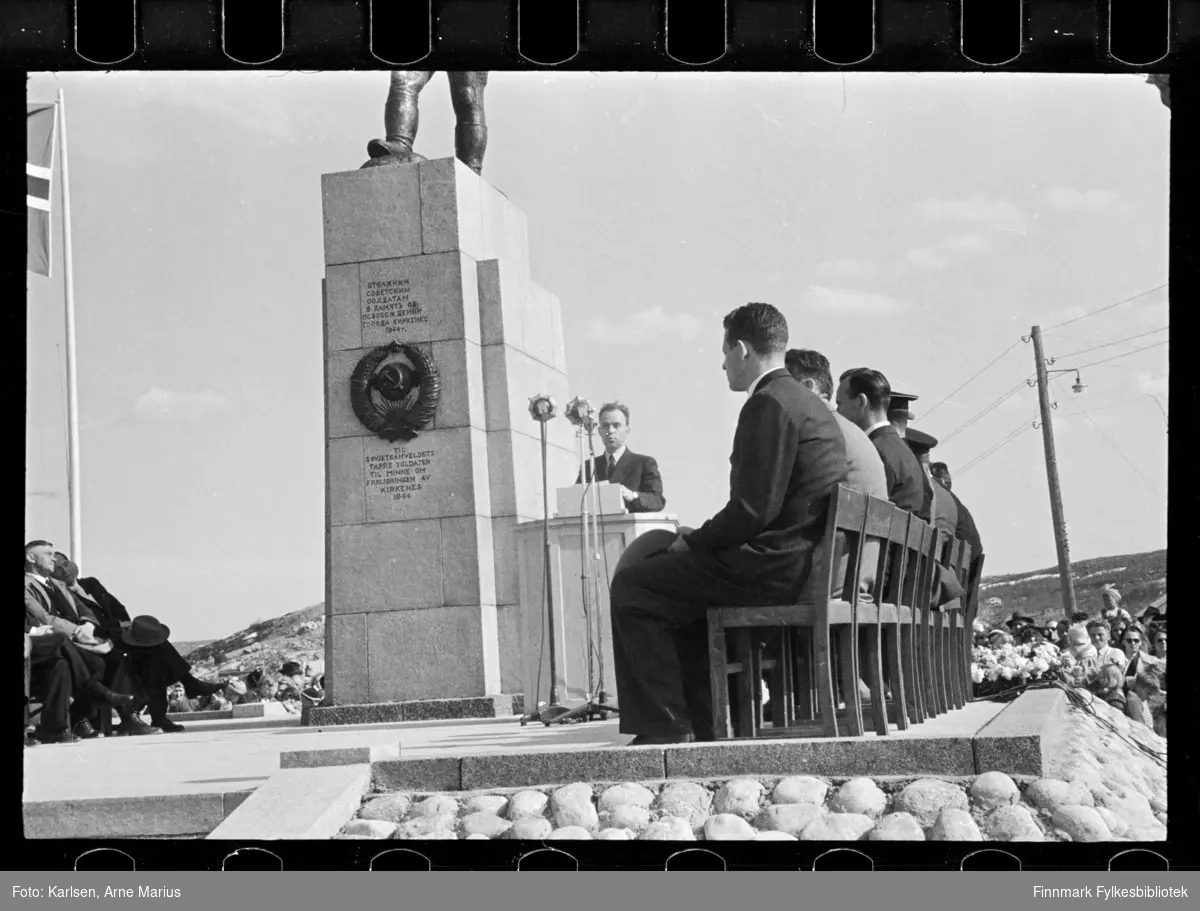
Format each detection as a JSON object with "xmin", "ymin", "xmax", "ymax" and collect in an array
[
  {"xmin": 25, "ymin": 693, "xmax": 1068, "ymax": 839},
  {"xmin": 306, "ymin": 694, "xmax": 523, "ymax": 726}
]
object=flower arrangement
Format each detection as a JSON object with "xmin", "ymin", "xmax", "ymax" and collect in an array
[{"xmin": 971, "ymin": 640, "xmax": 1063, "ymax": 696}]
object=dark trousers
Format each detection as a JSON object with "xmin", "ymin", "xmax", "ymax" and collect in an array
[
  {"xmin": 28, "ymin": 635, "xmax": 74, "ymax": 732},
  {"xmin": 125, "ymin": 641, "xmax": 191, "ymax": 721},
  {"xmin": 609, "ymin": 533, "xmax": 787, "ymax": 739}
]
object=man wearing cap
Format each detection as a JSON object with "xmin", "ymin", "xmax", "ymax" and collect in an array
[
  {"xmin": 887, "ymin": 391, "xmax": 918, "ymax": 439},
  {"xmin": 904, "ymin": 429, "xmax": 956, "ymax": 536},
  {"xmin": 1006, "ymin": 612, "xmax": 1035, "ymax": 634},
  {"xmin": 929, "ymin": 461, "xmax": 983, "ymax": 561},
  {"xmin": 835, "ymin": 368, "xmax": 929, "ymax": 519},
  {"xmin": 52, "ymin": 552, "xmax": 226, "ymax": 733}
]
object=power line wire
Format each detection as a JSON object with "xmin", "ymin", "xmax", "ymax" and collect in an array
[
  {"xmin": 957, "ymin": 418, "xmax": 1035, "ymax": 476},
  {"xmin": 940, "ymin": 376, "xmax": 1034, "ymax": 445},
  {"xmin": 1052, "ymin": 326, "xmax": 1168, "ymax": 360},
  {"xmin": 1042, "ymin": 284, "xmax": 1167, "ymax": 331},
  {"xmin": 1068, "ymin": 340, "xmax": 1168, "ymax": 372},
  {"xmin": 923, "ymin": 339, "xmax": 1023, "ymax": 423}
]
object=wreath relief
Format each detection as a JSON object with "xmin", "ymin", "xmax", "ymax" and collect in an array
[{"xmin": 350, "ymin": 341, "xmax": 442, "ymax": 442}]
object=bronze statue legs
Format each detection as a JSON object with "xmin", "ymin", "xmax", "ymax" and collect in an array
[{"xmin": 365, "ymin": 71, "xmax": 488, "ymax": 175}]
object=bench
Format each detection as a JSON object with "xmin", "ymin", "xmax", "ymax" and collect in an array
[{"xmin": 706, "ymin": 484, "xmax": 983, "ymax": 741}]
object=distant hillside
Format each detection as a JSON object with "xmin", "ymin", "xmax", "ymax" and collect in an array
[
  {"xmin": 173, "ymin": 639, "xmax": 215, "ymax": 657},
  {"xmin": 185, "ymin": 602, "xmax": 324, "ymax": 683},
  {"xmin": 977, "ymin": 549, "xmax": 1166, "ymax": 629}
]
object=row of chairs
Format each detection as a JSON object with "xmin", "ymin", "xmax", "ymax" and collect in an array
[{"xmin": 707, "ymin": 484, "xmax": 985, "ymax": 740}]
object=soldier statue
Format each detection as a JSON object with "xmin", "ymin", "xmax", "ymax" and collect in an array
[{"xmin": 363, "ymin": 71, "xmax": 488, "ymax": 174}]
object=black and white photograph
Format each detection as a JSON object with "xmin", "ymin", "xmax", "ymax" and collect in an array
[{"xmin": 24, "ymin": 68, "xmax": 1168, "ymax": 851}]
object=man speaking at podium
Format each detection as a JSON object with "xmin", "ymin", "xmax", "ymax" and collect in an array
[{"xmin": 574, "ymin": 402, "xmax": 666, "ymax": 513}]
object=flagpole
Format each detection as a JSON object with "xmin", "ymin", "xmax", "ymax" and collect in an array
[{"xmin": 57, "ymin": 89, "xmax": 83, "ymax": 566}]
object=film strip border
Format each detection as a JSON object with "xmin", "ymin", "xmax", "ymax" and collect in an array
[
  {"xmin": 44, "ymin": 840, "xmax": 1179, "ymax": 873},
  {"xmin": 0, "ymin": 1, "xmax": 1195, "ymax": 69},
  {"xmin": 10, "ymin": 0, "xmax": 1190, "ymax": 875}
]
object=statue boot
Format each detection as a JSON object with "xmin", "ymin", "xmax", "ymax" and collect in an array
[
  {"xmin": 455, "ymin": 124, "xmax": 488, "ymax": 175},
  {"xmin": 361, "ymin": 136, "xmax": 427, "ymax": 170}
]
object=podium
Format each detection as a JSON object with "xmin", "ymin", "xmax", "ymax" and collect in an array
[{"xmin": 516, "ymin": 500, "xmax": 677, "ymax": 713}]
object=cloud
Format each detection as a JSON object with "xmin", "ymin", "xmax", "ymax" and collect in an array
[
  {"xmin": 905, "ymin": 248, "xmax": 946, "ymax": 270},
  {"xmin": 807, "ymin": 286, "xmax": 906, "ymax": 314},
  {"xmin": 904, "ymin": 232, "xmax": 991, "ymax": 271},
  {"xmin": 1043, "ymin": 187, "xmax": 1119, "ymax": 212},
  {"xmin": 586, "ymin": 306, "xmax": 703, "ymax": 346},
  {"xmin": 917, "ymin": 196, "xmax": 1027, "ymax": 234},
  {"xmin": 816, "ymin": 258, "xmax": 876, "ymax": 280},
  {"xmin": 133, "ymin": 387, "xmax": 235, "ymax": 422}
]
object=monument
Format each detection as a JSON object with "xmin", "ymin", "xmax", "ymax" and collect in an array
[{"xmin": 319, "ymin": 154, "xmax": 577, "ymax": 713}]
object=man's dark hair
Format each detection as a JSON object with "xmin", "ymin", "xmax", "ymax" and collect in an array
[
  {"xmin": 784, "ymin": 349, "xmax": 833, "ymax": 399},
  {"xmin": 1086, "ymin": 619, "xmax": 1108, "ymax": 634},
  {"xmin": 838, "ymin": 367, "xmax": 892, "ymax": 413},
  {"xmin": 930, "ymin": 462, "xmax": 950, "ymax": 476},
  {"xmin": 24, "ymin": 540, "xmax": 52, "ymax": 567},
  {"xmin": 723, "ymin": 303, "xmax": 788, "ymax": 356},
  {"xmin": 598, "ymin": 401, "xmax": 630, "ymax": 425},
  {"xmin": 1070, "ymin": 611, "xmax": 1090, "ymax": 624}
]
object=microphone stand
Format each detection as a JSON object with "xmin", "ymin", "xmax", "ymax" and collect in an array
[
  {"xmin": 519, "ymin": 394, "xmax": 569, "ymax": 726},
  {"xmin": 544, "ymin": 403, "xmax": 617, "ymax": 726}
]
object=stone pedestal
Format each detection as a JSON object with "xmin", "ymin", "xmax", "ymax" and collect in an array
[
  {"xmin": 322, "ymin": 158, "xmax": 575, "ymax": 706},
  {"xmin": 516, "ymin": 511, "xmax": 679, "ymax": 713}
]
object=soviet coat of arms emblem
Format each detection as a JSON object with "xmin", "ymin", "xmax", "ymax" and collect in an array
[{"xmin": 349, "ymin": 342, "xmax": 441, "ymax": 442}]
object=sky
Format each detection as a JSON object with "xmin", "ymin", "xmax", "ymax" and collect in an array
[{"xmin": 26, "ymin": 72, "xmax": 1169, "ymax": 641}]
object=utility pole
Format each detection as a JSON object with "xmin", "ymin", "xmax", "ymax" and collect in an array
[{"xmin": 1030, "ymin": 325, "xmax": 1078, "ymax": 622}]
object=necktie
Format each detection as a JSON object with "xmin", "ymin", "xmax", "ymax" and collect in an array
[{"xmin": 607, "ymin": 456, "xmax": 616, "ymax": 479}]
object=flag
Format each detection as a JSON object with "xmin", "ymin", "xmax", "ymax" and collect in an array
[{"xmin": 28, "ymin": 102, "xmax": 57, "ymax": 277}]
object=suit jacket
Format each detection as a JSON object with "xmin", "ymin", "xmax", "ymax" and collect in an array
[
  {"xmin": 575, "ymin": 449, "xmax": 666, "ymax": 513},
  {"xmin": 948, "ymin": 489, "xmax": 983, "ymax": 558},
  {"xmin": 867, "ymin": 425, "xmax": 929, "ymax": 519},
  {"xmin": 24, "ymin": 574, "xmax": 100, "ymax": 636},
  {"xmin": 931, "ymin": 479, "xmax": 958, "ymax": 537},
  {"xmin": 833, "ymin": 412, "xmax": 888, "ymax": 498},
  {"xmin": 683, "ymin": 369, "xmax": 848, "ymax": 595},
  {"xmin": 78, "ymin": 576, "xmax": 133, "ymax": 635}
]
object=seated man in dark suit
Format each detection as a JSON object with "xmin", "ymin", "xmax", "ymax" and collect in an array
[
  {"xmin": 25, "ymin": 540, "xmax": 153, "ymax": 737},
  {"xmin": 53, "ymin": 552, "xmax": 226, "ymax": 734},
  {"xmin": 930, "ymin": 460, "xmax": 983, "ymax": 559},
  {"xmin": 609, "ymin": 303, "xmax": 848, "ymax": 745},
  {"xmin": 835, "ymin": 368, "xmax": 930, "ymax": 520},
  {"xmin": 904, "ymin": 429, "xmax": 957, "ymax": 536},
  {"xmin": 575, "ymin": 401, "xmax": 665, "ymax": 513}
]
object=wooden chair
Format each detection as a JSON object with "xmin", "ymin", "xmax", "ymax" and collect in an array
[
  {"xmin": 900, "ymin": 513, "xmax": 930, "ymax": 724},
  {"xmin": 860, "ymin": 496, "xmax": 909, "ymax": 735},
  {"xmin": 707, "ymin": 485, "xmax": 870, "ymax": 740},
  {"xmin": 962, "ymin": 552, "xmax": 986, "ymax": 702}
]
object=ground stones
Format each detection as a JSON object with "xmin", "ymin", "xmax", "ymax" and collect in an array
[
  {"xmin": 460, "ymin": 811, "xmax": 512, "ymax": 839},
  {"xmin": 506, "ymin": 817, "xmax": 553, "ymax": 840},
  {"xmin": 506, "ymin": 791, "xmax": 549, "ymax": 820},
  {"xmin": 755, "ymin": 803, "xmax": 824, "ymax": 837},
  {"xmin": 704, "ymin": 814, "xmax": 757, "ymax": 841},
  {"xmin": 598, "ymin": 783, "xmax": 655, "ymax": 812},
  {"xmin": 969, "ymin": 772, "xmax": 1019, "ymax": 809},
  {"xmin": 713, "ymin": 778, "xmax": 764, "ymax": 819},
  {"xmin": 829, "ymin": 778, "xmax": 888, "ymax": 818},
  {"xmin": 1051, "ymin": 806, "xmax": 1113, "ymax": 843},
  {"xmin": 800, "ymin": 812, "xmax": 875, "ymax": 841},
  {"xmin": 358, "ymin": 793, "xmax": 411, "ymax": 823},
  {"xmin": 1023, "ymin": 779, "xmax": 1093, "ymax": 811},
  {"xmin": 641, "ymin": 816, "xmax": 696, "ymax": 841},
  {"xmin": 655, "ymin": 781, "xmax": 712, "ymax": 832},
  {"xmin": 892, "ymin": 779, "xmax": 968, "ymax": 828},
  {"xmin": 869, "ymin": 812, "xmax": 926, "ymax": 841},
  {"xmin": 928, "ymin": 808, "xmax": 982, "ymax": 841},
  {"xmin": 464, "ymin": 794, "xmax": 509, "ymax": 816},
  {"xmin": 771, "ymin": 776, "xmax": 828, "ymax": 806},
  {"xmin": 983, "ymin": 806, "xmax": 1045, "ymax": 842}
]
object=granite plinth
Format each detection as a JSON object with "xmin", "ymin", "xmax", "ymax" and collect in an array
[
  {"xmin": 372, "ymin": 758, "xmax": 463, "ymax": 792},
  {"xmin": 281, "ymin": 743, "xmax": 401, "ymax": 769},
  {"xmin": 24, "ymin": 790, "xmax": 253, "ymax": 839},
  {"xmin": 664, "ymin": 736, "xmax": 978, "ymax": 780},
  {"xmin": 306, "ymin": 694, "xmax": 517, "ymax": 727},
  {"xmin": 460, "ymin": 748, "xmax": 667, "ymax": 791},
  {"xmin": 971, "ymin": 688, "xmax": 1070, "ymax": 778},
  {"xmin": 208, "ymin": 766, "xmax": 371, "ymax": 841}
]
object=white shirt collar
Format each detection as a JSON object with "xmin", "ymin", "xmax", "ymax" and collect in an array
[
  {"xmin": 864, "ymin": 419, "xmax": 892, "ymax": 436},
  {"xmin": 605, "ymin": 445, "xmax": 626, "ymax": 465},
  {"xmin": 746, "ymin": 369, "xmax": 778, "ymax": 398},
  {"xmin": 26, "ymin": 571, "xmax": 49, "ymax": 586}
]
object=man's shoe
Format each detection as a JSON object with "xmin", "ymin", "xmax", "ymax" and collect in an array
[
  {"xmin": 152, "ymin": 719, "xmax": 186, "ymax": 734},
  {"xmin": 36, "ymin": 728, "xmax": 82, "ymax": 744},
  {"xmin": 116, "ymin": 718, "xmax": 162, "ymax": 736},
  {"xmin": 72, "ymin": 719, "xmax": 103, "ymax": 739},
  {"xmin": 97, "ymin": 686, "xmax": 136, "ymax": 710},
  {"xmin": 627, "ymin": 732, "xmax": 696, "ymax": 746}
]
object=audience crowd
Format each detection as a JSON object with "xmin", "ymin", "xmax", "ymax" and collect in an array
[{"xmin": 971, "ymin": 585, "xmax": 1166, "ymax": 737}]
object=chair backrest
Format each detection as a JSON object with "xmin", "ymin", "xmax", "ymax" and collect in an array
[
  {"xmin": 864, "ymin": 495, "xmax": 906, "ymax": 605},
  {"xmin": 905, "ymin": 516, "xmax": 934, "ymax": 607},
  {"xmin": 826, "ymin": 485, "xmax": 870, "ymax": 601}
]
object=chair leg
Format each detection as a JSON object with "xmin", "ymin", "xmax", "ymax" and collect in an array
[
  {"xmin": 921, "ymin": 609, "xmax": 938, "ymax": 717},
  {"xmin": 864, "ymin": 625, "xmax": 889, "ymax": 736},
  {"xmin": 901, "ymin": 620, "xmax": 921, "ymax": 724},
  {"xmin": 932, "ymin": 612, "xmax": 947, "ymax": 715},
  {"xmin": 836, "ymin": 626, "xmax": 862, "ymax": 737},
  {"xmin": 886, "ymin": 622, "xmax": 909, "ymax": 730},
  {"xmin": 708, "ymin": 613, "xmax": 731, "ymax": 740},
  {"xmin": 815, "ymin": 621, "xmax": 839, "ymax": 738},
  {"xmin": 732, "ymin": 630, "xmax": 755, "ymax": 738},
  {"xmin": 793, "ymin": 628, "xmax": 814, "ymax": 721},
  {"xmin": 948, "ymin": 616, "xmax": 962, "ymax": 709}
]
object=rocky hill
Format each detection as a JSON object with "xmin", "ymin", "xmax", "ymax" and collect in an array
[
  {"xmin": 184, "ymin": 602, "xmax": 325, "ymax": 683},
  {"xmin": 183, "ymin": 549, "xmax": 1166, "ymax": 682},
  {"xmin": 977, "ymin": 549, "xmax": 1166, "ymax": 629}
]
